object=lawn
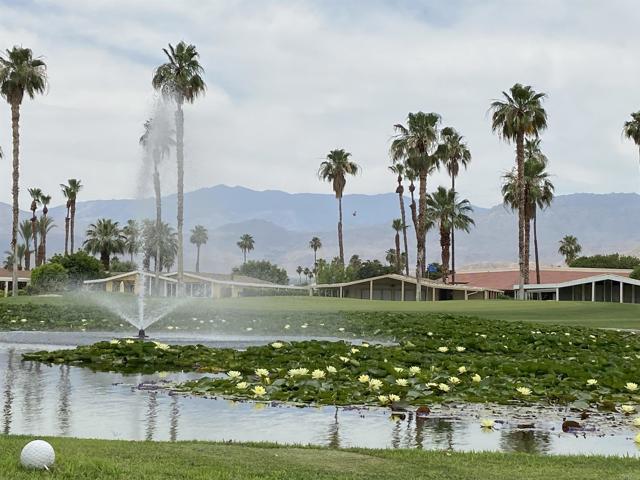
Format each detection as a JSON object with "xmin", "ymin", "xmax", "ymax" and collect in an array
[{"xmin": 1, "ymin": 436, "xmax": 638, "ymax": 480}]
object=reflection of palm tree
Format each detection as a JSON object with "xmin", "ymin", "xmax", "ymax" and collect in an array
[
  {"xmin": 2, "ymin": 349, "xmax": 16, "ymax": 434},
  {"xmin": 429, "ymin": 418, "xmax": 455, "ymax": 450},
  {"xmin": 326, "ymin": 407, "xmax": 340, "ymax": 448},
  {"xmin": 499, "ymin": 429, "xmax": 551, "ymax": 454},
  {"xmin": 57, "ymin": 365, "xmax": 71, "ymax": 436},
  {"xmin": 145, "ymin": 392, "xmax": 158, "ymax": 441},
  {"xmin": 170, "ymin": 395, "xmax": 180, "ymax": 442},
  {"xmin": 414, "ymin": 416, "xmax": 426, "ymax": 449}
]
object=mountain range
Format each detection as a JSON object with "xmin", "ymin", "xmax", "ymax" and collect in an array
[{"xmin": 1, "ymin": 185, "xmax": 639, "ymax": 276}]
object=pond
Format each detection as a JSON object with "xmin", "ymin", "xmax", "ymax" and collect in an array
[{"xmin": 2, "ymin": 331, "xmax": 639, "ymax": 456}]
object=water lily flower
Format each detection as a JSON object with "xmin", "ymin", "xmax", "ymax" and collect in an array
[
  {"xmin": 480, "ymin": 334, "xmax": 487, "ymax": 339},
  {"xmin": 408, "ymin": 366, "xmax": 421, "ymax": 375},
  {"xmin": 437, "ymin": 346, "xmax": 449, "ymax": 353},
  {"xmin": 586, "ymin": 379, "xmax": 598, "ymax": 386},
  {"xmin": 125, "ymin": 339, "xmax": 134, "ymax": 344},
  {"xmin": 426, "ymin": 382, "xmax": 438, "ymax": 388},
  {"xmin": 394, "ymin": 367, "xmax": 405, "ymax": 374},
  {"xmin": 312, "ymin": 369, "xmax": 326, "ymax": 380},
  {"xmin": 635, "ymin": 433, "xmax": 640, "ymax": 444},
  {"xmin": 338, "ymin": 327, "xmax": 345, "ymax": 332},
  {"xmin": 154, "ymin": 343, "xmax": 170, "ymax": 351},
  {"xmin": 284, "ymin": 324, "xmax": 290, "ymax": 329},
  {"xmin": 626, "ymin": 382, "xmax": 638, "ymax": 392},
  {"xmin": 369, "ymin": 379, "xmax": 383, "ymax": 390},
  {"xmin": 516, "ymin": 387, "xmax": 532, "ymax": 396},
  {"xmin": 378, "ymin": 395, "xmax": 390, "ymax": 404},
  {"xmin": 621, "ymin": 405, "xmax": 636, "ymax": 414},
  {"xmin": 236, "ymin": 382, "xmax": 248, "ymax": 390},
  {"xmin": 456, "ymin": 346, "xmax": 466, "ymax": 352},
  {"xmin": 427, "ymin": 332, "xmax": 433, "ymax": 336},
  {"xmin": 109, "ymin": 339, "xmax": 120, "ymax": 345},
  {"xmin": 20, "ymin": 318, "xmax": 27, "ymax": 323},
  {"xmin": 301, "ymin": 324, "xmax": 308, "ymax": 329},
  {"xmin": 388, "ymin": 394, "xmax": 401, "ymax": 402},
  {"xmin": 438, "ymin": 383, "xmax": 450, "ymax": 392},
  {"xmin": 358, "ymin": 374, "xmax": 371, "ymax": 384},
  {"xmin": 245, "ymin": 327, "xmax": 253, "ymax": 332},
  {"xmin": 480, "ymin": 419, "xmax": 495, "ymax": 429},
  {"xmin": 361, "ymin": 343, "xmax": 370, "ymax": 348},
  {"xmin": 326, "ymin": 366, "xmax": 337, "ymax": 373},
  {"xmin": 339, "ymin": 356, "xmax": 350, "ymax": 363},
  {"xmin": 449, "ymin": 376, "xmax": 461, "ymax": 385},
  {"xmin": 255, "ymin": 368, "xmax": 269, "ymax": 377},
  {"xmin": 351, "ymin": 348, "xmax": 359, "ymax": 354},
  {"xmin": 458, "ymin": 366, "xmax": 467, "ymax": 374},
  {"xmin": 167, "ymin": 326, "xmax": 174, "ymax": 330},
  {"xmin": 633, "ymin": 417, "xmax": 640, "ymax": 427},
  {"xmin": 227, "ymin": 371, "xmax": 242, "ymax": 380},
  {"xmin": 395, "ymin": 378, "xmax": 408, "ymax": 387},
  {"xmin": 252, "ymin": 385, "xmax": 267, "ymax": 397},
  {"xmin": 271, "ymin": 342, "xmax": 284, "ymax": 349},
  {"xmin": 288, "ymin": 368, "xmax": 309, "ymax": 377},
  {"xmin": 472, "ymin": 374, "xmax": 482, "ymax": 383}
]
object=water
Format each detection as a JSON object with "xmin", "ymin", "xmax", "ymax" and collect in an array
[{"xmin": 2, "ymin": 332, "xmax": 640, "ymax": 455}]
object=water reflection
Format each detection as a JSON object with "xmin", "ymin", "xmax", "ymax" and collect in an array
[
  {"xmin": 2, "ymin": 348, "xmax": 15, "ymax": 434},
  {"xmin": 169, "ymin": 395, "xmax": 179, "ymax": 442},
  {"xmin": 57, "ymin": 365, "xmax": 71, "ymax": 436},
  {"xmin": 145, "ymin": 392, "xmax": 158, "ymax": 441},
  {"xmin": 500, "ymin": 429, "xmax": 552, "ymax": 455},
  {"xmin": 326, "ymin": 407, "xmax": 340, "ymax": 448}
]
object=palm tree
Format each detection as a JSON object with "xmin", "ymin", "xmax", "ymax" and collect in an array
[
  {"xmin": 36, "ymin": 215, "xmax": 55, "ymax": 266},
  {"xmin": 303, "ymin": 267, "xmax": 311, "ymax": 283},
  {"xmin": 60, "ymin": 184, "xmax": 72, "ymax": 255},
  {"xmin": 152, "ymin": 41, "xmax": 207, "ymax": 295},
  {"xmin": 309, "ymin": 237, "xmax": 322, "ymax": 270},
  {"xmin": 490, "ymin": 83, "xmax": 548, "ymax": 299},
  {"xmin": 0, "ymin": 46, "xmax": 47, "ymax": 295},
  {"xmin": 391, "ymin": 219, "xmax": 404, "ymax": 273},
  {"xmin": 296, "ymin": 265, "xmax": 303, "ymax": 284},
  {"xmin": 318, "ymin": 149, "xmax": 359, "ymax": 265},
  {"xmin": 64, "ymin": 179, "xmax": 82, "ymax": 254},
  {"xmin": 385, "ymin": 248, "xmax": 398, "ymax": 267},
  {"xmin": 426, "ymin": 187, "xmax": 475, "ymax": 284},
  {"xmin": 623, "ymin": 111, "xmax": 640, "ymax": 180},
  {"xmin": 502, "ymin": 139, "xmax": 554, "ymax": 284},
  {"xmin": 558, "ymin": 235, "xmax": 581, "ymax": 266},
  {"xmin": 237, "ymin": 234, "xmax": 255, "ymax": 264},
  {"xmin": 190, "ymin": 225, "xmax": 208, "ymax": 273},
  {"xmin": 18, "ymin": 219, "xmax": 33, "ymax": 270},
  {"xmin": 142, "ymin": 220, "xmax": 178, "ymax": 273},
  {"xmin": 390, "ymin": 112, "xmax": 442, "ymax": 299},
  {"xmin": 122, "ymin": 219, "xmax": 141, "ymax": 264},
  {"xmin": 439, "ymin": 127, "xmax": 471, "ymax": 284},
  {"xmin": 27, "ymin": 187, "xmax": 41, "ymax": 266},
  {"xmin": 37, "ymin": 194, "xmax": 52, "ymax": 265},
  {"xmin": 83, "ymin": 219, "xmax": 126, "ymax": 270},
  {"xmin": 388, "ymin": 163, "xmax": 410, "ymax": 275}
]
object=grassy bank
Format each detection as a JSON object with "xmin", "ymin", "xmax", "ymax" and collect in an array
[
  {"xmin": 0, "ymin": 435, "xmax": 638, "ymax": 480},
  {"xmin": 3, "ymin": 294, "xmax": 640, "ymax": 331}
]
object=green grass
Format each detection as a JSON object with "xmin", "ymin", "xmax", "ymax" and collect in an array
[
  {"xmin": 1, "ymin": 435, "xmax": 638, "ymax": 480},
  {"xmin": 3, "ymin": 294, "xmax": 640, "ymax": 330}
]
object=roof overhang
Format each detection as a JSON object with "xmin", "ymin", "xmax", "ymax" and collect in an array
[{"xmin": 516, "ymin": 273, "xmax": 640, "ymax": 291}]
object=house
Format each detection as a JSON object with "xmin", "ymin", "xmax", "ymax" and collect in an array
[
  {"xmin": 0, "ymin": 268, "xmax": 31, "ymax": 296},
  {"xmin": 519, "ymin": 273, "xmax": 640, "ymax": 303}
]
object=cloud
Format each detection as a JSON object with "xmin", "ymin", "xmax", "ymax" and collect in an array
[{"xmin": 0, "ymin": 0, "xmax": 639, "ymax": 211}]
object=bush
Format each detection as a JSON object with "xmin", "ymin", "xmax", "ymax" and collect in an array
[
  {"xmin": 49, "ymin": 251, "xmax": 104, "ymax": 288},
  {"xmin": 631, "ymin": 266, "xmax": 640, "ymax": 280},
  {"xmin": 232, "ymin": 260, "xmax": 289, "ymax": 285},
  {"xmin": 30, "ymin": 263, "xmax": 69, "ymax": 292},
  {"xmin": 110, "ymin": 257, "xmax": 137, "ymax": 273},
  {"xmin": 569, "ymin": 253, "xmax": 640, "ymax": 269}
]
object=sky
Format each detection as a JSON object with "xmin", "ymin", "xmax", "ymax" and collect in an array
[{"xmin": 0, "ymin": 0, "xmax": 639, "ymax": 209}]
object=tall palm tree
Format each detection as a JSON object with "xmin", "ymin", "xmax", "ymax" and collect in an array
[
  {"xmin": 296, "ymin": 265, "xmax": 303, "ymax": 284},
  {"xmin": 190, "ymin": 225, "xmax": 208, "ymax": 273},
  {"xmin": 27, "ymin": 187, "xmax": 41, "ymax": 266},
  {"xmin": 237, "ymin": 234, "xmax": 255, "ymax": 264},
  {"xmin": 391, "ymin": 219, "xmax": 404, "ymax": 273},
  {"xmin": 142, "ymin": 219, "xmax": 178, "ymax": 273},
  {"xmin": 0, "ymin": 46, "xmax": 47, "ymax": 295},
  {"xmin": 390, "ymin": 112, "xmax": 442, "ymax": 299},
  {"xmin": 490, "ymin": 83, "xmax": 547, "ymax": 299},
  {"xmin": 309, "ymin": 237, "xmax": 322, "ymax": 270},
  {"xmin": 64, "ymin": 179, "xmax": 82, "ymax": 254},
  {"xmin": 18, "ymin": 219, "xmax": 33, "ymax": 270},
  {"xmin": 502, "ymin": 139, "xmax": 554, "ymax": 284},
  {"xmin": 122, "ymin": 219, "xmax": 141, "ymax": 264},
  {"xmin": 36, "ymin": 215, "xmax": 55, "ymax": 266},
  {"xmin": 60, "ymin": 184, "xmax": 72, "ymax": 255},
  {"xmin": 388, "ymin": 163, "xmax": 410, "ymax": 275},
  {"xmin": 558, "ymin": 235, "xmax": 581, "ymax": 266},
  {"xmin": 37, "ymin": 194, "xmax": 51, "ymax": 265},
  {"xmin": 623, "ymin": 111, "xmax": 640, "ymax": 181},
  {"xmin": 439, "ymin": 127, "xmax": 471, "ymax": 284},
  {"xmin": 426, "ymin": 187, "xmax": 474, "ymax": 284},
  {"xmin": 83, "ymin": 219, "xmax": 126, "ymax": 270},
  {"xmin": 152, "ymin": 41, "xmax": 207, "ymax": 295},
  {"xmin": 303, "ymin": 267, "xmax": 311, "ymax": 283},
  {"xmin": 318, "ymin": 149, "xmax": 359, "ymax": 265}
]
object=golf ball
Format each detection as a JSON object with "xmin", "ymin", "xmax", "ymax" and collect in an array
[{"xmin": 20, "ymin": 440, "xmax": 55, "ymax": 470}]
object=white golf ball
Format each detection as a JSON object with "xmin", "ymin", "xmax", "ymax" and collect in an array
[{"xmin": 20, "ymin": 440, "xmax": 55, "ymax": 470}]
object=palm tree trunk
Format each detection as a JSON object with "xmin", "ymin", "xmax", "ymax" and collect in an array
[
  {"xmin": 337, "ymin": 195, "xmax": 344, "ymax": 265},
  {"xmin": 523, "ymin": 187, "xmax": 531, "ymax": 286},
  {"xmin": 64, "ymin": 210, "xmax": 70, "ymax": 255},
  {"xmin": 101, "ymin": 250, "xmax": 110, "ymax": 271},
  {"xmin": 24, "ymin": 248, "xmax": 30, "ymax": 271},
  {"xmin": 153, "ymin": 158, "xmax": 162, "ymax": 293},
  {"xmin": 243, "ymin": 249, "xmax": 247, "ymax": 264},
  {"xmin": 175, "ymin": 100, "xmax": 185, "ymax": 295},
  {"xmin": 450, "ymin": 175, "xmax": 456, "ymax": 283},
  {"xmin": 70, "ymin": 200, "xmax": 76, "ymax": 254},
  {"xmin": 415, "ymin": 172, "xmax": 428, "ymax": 301},
  {"xmin": 533, "ymin": 207, "xmax": 541, "ymax": 285},
  {"xmin": 10, "ymin": 102, "xmax": 20, "ymax": 296},
  {"xmin": 31, "ymin": 213, "xmax": 38, "ymax": 267},
  {"xmin": 516, "ymin": 132, "xmax": 526, "ymax": 300},
  {"xmin": 440, "ymin": 225, "xmax": 450, "ymax": 284},
  {"xmin": 41, "ymin": 214, "xmax": 47, "ymax": 264},
  {"xmin": 395, "ymin": 232, "xmax": 401, "ymax": 273},
  {"xmin": 397, "ymin": 185, "xmax": 410, "ymax": 276},
  {"xmin": 195, "ymin": 245, "xmax": 200, "ymax": 273}
]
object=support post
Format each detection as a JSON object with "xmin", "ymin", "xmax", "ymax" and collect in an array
[
  {"xmin": 369, "ymin": 280, "xmax": 373, "ymax": 300},
  {"xmin": 3, "ymin": 281, "xmax": 7, "ymax": 298},
  {"xmin": 484, "ymin": 290, "xmax": 488, "ymax": 300},
  {"xmin": 582, "ymin": 283, "xmax": 585, "ymax": 301},
  {"xmin": 633, "ymin": 285, "xmax": 636, "ymax": 304},
  {"xmin": 464, "ymin": 290, "xmax": 468, "ymax": 301},
  {"xmin": 400, "ymin": 281, "xmax": 405, "ymax": 302},
  {"xmin": 620, "ymin": 281, "xmax": 624, "ymax": 304},
  {"xmin": 591, "ymin": 282, "xmax": 595, "ymax": 302},
  {"xmin": 339, "ymin": 286, "xmax": 343, "ymax": 299},
  {"xmin": 555, "ymin": 287, "xmax": 560, "ymax": 301}
]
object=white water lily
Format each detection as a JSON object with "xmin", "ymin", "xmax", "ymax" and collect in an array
[
  {"xmin": 311, "ymin": 369, "xmax": 326, "ymax": 380},
  {"xmin": 361, "ymin": 343, "xmax": 370, "ymax": 348},
  {"xmin": 288, "ymin": 368, "xmax": 309, "ymax": 377},
  {"xmin": 625, "ymin": 382, "xmax": 638, "ymax": 392},
  {"xmin": 109, "ymin": 339, "xmax": 120, "ymax": 345},
  {"xmin": 516, "ymin": 386, "xmax": 532, "ymax": 396},
  {"xmin": 338, "ymin": 327, "xmax": 345, "ymax": 332},
  {"xmin": 449, "ymin": 376, "xmax": 461, "ymax": 385},
  {"xmin": 388, "ymin": 394, "xmax": 401, "ymax": 402},
  {"xmin": 438, "ymin": 383, "xmax": 450, "ymax": 392},
  {"xmin": 154, "ymin": 342, "xmax": 170, "ymax": 351},
  {"xmin": 369, "ymin": 378, "xmax": 383, "ymax": 390},
  {"xmin": 339, "ymin": 356, "xmax": 350, "ymax": 363},
  {"xmin": 472, "ymin": 374, "xmax": 482, "ymax": 383},
  {"xmin": 326, "ymin": 366, "xmax": 337, "ymax": 373},
  {"xmin": 395, "ymin": 378, "xmax": 408, "ymax": 387},
  {"xmin": 125, "ymin": 339, "xmax": 135, "ymax": 344},
  {"xmin": 480, "ymin": 419, "xmax": 495, "ymax": 429},
  {"xmin": 437, "ymin": 346, "xmax": 449, "ymax": 353},
  {"xmin": 271, "ymin": 342, "xmax": 284, "ymax": 349},
  {"xmin": 378, "ymin": 395, "xmax": 390, "ymax": 404},
  {"xmin": 426, "ymin": 382, "xmax": 438, "ymax": 388},
  {"xmin": 586, "ymin": 379, "xmax": 598, "ymax": 386},
  {"xmin": 351, "ymin": 348, "xmax": 359, "ymax": 354},
  {"xmin": 621, "ymin": 404, "xmax": 636, "ymax": 414},
  {"xmin": 227, "ymin": 370, "xmax": 242, "ymax": 380},
  {"xmin": 358, "ymin": 374, "xmax": 371, "ymax": 384},
  {"xmin": 284, "ymin": 324, "xmax": 290, "ymax": 329},
  {"xmin": 236, "ymin": 382, "xmax": 248, "ymax": 390},
  {"xmin": 394, "ymin": 367, "xmax": 405, "ymax": 374},
  {"xmin": 458, "ymin": 366, "xmax": 467, "ymax": 374},
  {"xmin": 633, "ymin": 417, "xmax": 640, "ymax": 427},
  {"xmin": 456, "ymin": 346, "xmax": 466, "ymax": 352},
  {"xmin": 252, "ymin": 385, "xmax": 266, "ymax": 397},
  {"xmin": 409, "ymin": 366, "xmax": 421, "ymax": 375},
  {"xmin": 255, "ymin": 368, "xmax": 270, "ymax": 377}
]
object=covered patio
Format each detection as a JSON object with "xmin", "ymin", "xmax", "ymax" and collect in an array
[{"xmin": 520, "ymin": 274, "xmax": 640, "ymax": 303}]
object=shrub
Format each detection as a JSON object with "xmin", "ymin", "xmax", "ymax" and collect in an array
[
  {"xmin": 570, "ymin": 253, "xmax": 640, "ymax": 269},
  {"xmin": 49, "ymin": 251, "xmax": 104, "ymax": 288},
  {"xmin": 30, "ymin": 263, "xmax": 69, "ymax": 292},
  {"xmin": 631, "ymin": 266, "xmax": 640, "ymax": 280},
  {"xmin": 232, "ymin": 260, "xmax": 289, "ymax": 285}
]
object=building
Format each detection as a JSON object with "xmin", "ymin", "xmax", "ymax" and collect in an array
[
  {"xmin": 312, "ymin": 273, "xmax": 502, "ymax": 301},
  {"xmin": 83, "ymin": 270, "xmax": 308, "ymax": 298},
  {"xmin": 520, "ymin": 273, "xmax": 640, "ymax": 303},
  {"xmin": 0, "ymin": 268, "xmax": 31, "ymax": 296}
]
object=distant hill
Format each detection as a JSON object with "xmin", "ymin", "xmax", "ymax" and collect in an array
[{"xmin": 1, "ymin": 186, "xmax": 638, "ymax": 275}]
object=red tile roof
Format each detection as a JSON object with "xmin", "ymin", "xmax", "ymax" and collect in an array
[
  {"xmin": 455, "ymin": 268, "xmax": 631, "ymax": 291},
  {"xmin": 0, "ymin": 268, "xmax": 31, "ymax": 279}
]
